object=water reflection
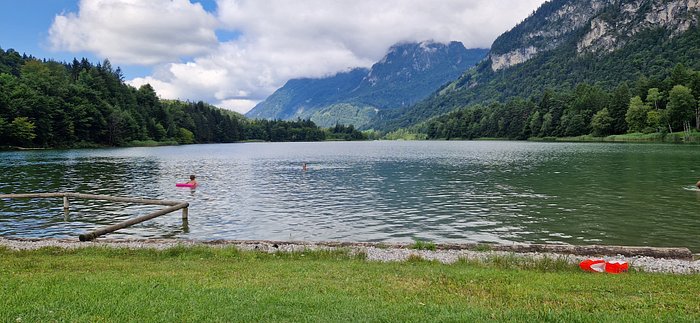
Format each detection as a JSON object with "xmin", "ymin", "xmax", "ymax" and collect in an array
[{"xmin": 1, "ymin": 141, "xmax": 699, "ymax": 251}]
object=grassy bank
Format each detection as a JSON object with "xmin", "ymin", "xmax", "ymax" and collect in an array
[
  {"xmin": 1, "ymin": 246, "xmax": 698, "ymax": 321},
  {"xmin": 530, "ymin": 131, "xmax": 700, "ymax": 143}
]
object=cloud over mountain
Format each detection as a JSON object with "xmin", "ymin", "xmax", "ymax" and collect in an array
[{"xmin": 48, "ymin": 0, "xmax": 545, "ymax": 113}]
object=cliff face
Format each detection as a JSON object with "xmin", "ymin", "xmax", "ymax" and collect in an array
[
  {"xmin": 578, "ymin": 0, "xmax": 700, "ymax": 53},
  {"xmin": 490, "ymin": 0, "xmax": 613, "ymax": 71},
  {"xmin": 489, "ymin": 0, "xmax": 700, "ymax": 71}
]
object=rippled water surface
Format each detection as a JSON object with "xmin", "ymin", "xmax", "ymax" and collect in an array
[{"xmin": 1, "ymin": 141, "xmax": 699, "ymax": 250}]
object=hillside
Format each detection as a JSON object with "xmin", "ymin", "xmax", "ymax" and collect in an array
[
  {"xmin": 246, "ymin": 42, "xmax": 488, "ymax": 128},
  {"xmin": 371, "ymin": 0, "xmax": 700, "ymax": 131},
  {"xmin": 0, "ymin": 48, "xmax": 365, "ymax": 148}
]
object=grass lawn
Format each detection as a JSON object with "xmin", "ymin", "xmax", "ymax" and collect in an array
[{"xmin": 1, "ymin": 245, "xmax": 698, "ymax": 322}]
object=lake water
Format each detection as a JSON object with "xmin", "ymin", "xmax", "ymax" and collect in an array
[{"xmin": 1, "ymin": 141, "xmax": 699, "ymax": 251}]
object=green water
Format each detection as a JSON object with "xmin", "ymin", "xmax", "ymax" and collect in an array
[{"xmin": 1, "ymin": 141, "xmax": 699, "ymax": 251}]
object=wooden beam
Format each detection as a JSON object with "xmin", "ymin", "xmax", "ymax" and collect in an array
[
  {"xmin": 65, "ymin": 193, "xmax": 182, "ymax": 206},
  {"xmin": 79, "ymin": 202, "xmax": 189, "ymax": 241},
  {"xmin": 0, "ymin": 192, "xmax": 182, "ymax": 206}
]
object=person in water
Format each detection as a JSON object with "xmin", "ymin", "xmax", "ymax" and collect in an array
[
  {"xmin": 186, "ymin": 175, "xmax": 198, "ymax": 186},
  {"xmin": 302, "ymin": 163, "xmax": 308, "ymax": 171},
  {"xmin": 696, "ymin": 180, "xmax": 700, "ymax": 189}
]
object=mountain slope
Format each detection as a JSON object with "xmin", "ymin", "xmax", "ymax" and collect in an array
[
  {"xmin": 246, "ymin": 42, "xmax": 488, "ymax": 127},
  {"xmin": 370, "ymin": 0, "xmax": 700, "ymax": 131}
]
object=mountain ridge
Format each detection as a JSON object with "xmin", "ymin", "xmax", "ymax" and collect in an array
[
  {"xmin": 246, "ymin": 41, "xmax": 488, "ymax": 127},
  {"xmin": 370, "ymin": 0, "xmax": 700, "ymax": 131}
]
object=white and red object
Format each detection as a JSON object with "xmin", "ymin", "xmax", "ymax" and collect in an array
[
  {"xmin": 604, "ymin": 260, "xmax": 629, "ymax": 274},
  {"xmin": 579, "ymin": 259, "xmax": 629, "ymax": 274}
]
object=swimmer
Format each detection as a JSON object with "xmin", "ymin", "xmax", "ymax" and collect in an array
[
  {"xmin": 186, "ymin": 175, "xmax": 198, "ymax": 186},
  {"xmin": 696, "ymin": 180, "xmax": 700, "ymax": 189},
  {"xmin": 302, "ymin": 163, "xmax": 308, "ymax": 171}
]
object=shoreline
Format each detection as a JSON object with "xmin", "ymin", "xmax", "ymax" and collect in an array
[{"xmin": 2, "ymin": 237, "xmax": 698, "ymax": 274}]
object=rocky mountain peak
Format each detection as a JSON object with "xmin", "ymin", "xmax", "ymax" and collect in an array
[
  {"xmin": 246, "ymin": 41, "xmax": 488, "ymax": 127},
  {"xmin": 489, "ymin": 0, "xmax": 699, "ymax": 71},
  {"xmin": 365, "ymin": 41, "xmax": 470, "ymax": 86}
]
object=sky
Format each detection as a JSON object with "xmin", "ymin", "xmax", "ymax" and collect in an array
[{"xmin": 0, "ymin": 0, "xmax": 547, "ymax": 114}]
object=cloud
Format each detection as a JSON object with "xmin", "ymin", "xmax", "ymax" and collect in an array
[
  {"xmin": 49, "ymin": 0, "xmax": 218, "ymax": 65},
  {"xmin": 50, "ymin": 0, "xmax": 546, "ymax": 114}
]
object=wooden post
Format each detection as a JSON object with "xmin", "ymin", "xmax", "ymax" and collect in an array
[
  {"xmin": 79, "ymin": 202, "xmax": 189, "ymax": 241},
  {"xmin": 182, "ymin": 207, "xmax": 188, "ymax": 220},
  {"xmin": 63, "ymin": 195, "xmax": 70, "ymax": 211}
]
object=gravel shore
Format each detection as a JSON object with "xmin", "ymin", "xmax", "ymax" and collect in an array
[{"xmin": 1, "ymin": 237, "xmax": 698, "ymax": 274}]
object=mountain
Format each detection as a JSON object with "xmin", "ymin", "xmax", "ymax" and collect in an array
[
  {"xmin": 246, "ymin": 42, "xmax": 488, "ymax": 127},
  {"xmin": 371, "ymin": 0, "xmax": 700, "ymax": 131}
]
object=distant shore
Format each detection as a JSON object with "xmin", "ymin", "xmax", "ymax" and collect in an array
[{"xmin": 528, "ymin": 131, "xmax": 700, "ymax": 144}]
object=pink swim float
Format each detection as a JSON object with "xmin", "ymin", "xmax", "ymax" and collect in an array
[{"xmin": 176, "ymin": 183, "xmax": 197, "ymax": 188}]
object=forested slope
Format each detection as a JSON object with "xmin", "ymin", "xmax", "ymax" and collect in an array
[
  {"xmin": 0, "ymin": 48, "xmax": 364, "ymax": 148},
  {"xmin": 371, "ymin": 0, "xmax": 700, "ymax": 132}
]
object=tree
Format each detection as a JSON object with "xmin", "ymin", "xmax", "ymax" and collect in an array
[
  {"xmin": 0, "ymin": 116, "xmax": 7, "ymax": 143},
  {"xmin": 528, "ymin": 110, "xmax": 542, "ymax": 137},
  {"xmin": 646, "ymin": 88, "xmax": 669, "ymax": 132},
  {"xmin": 176, "ymin": 127, "xmax": 195, "ymax": 144},
  {"xmin": 106, "ymin": 109, "xmax": 138, "ymax": 145},
  {"xmin": 646, "ymin": 110, "xmax": 662, "ymax": 133},
  {"xmin": 666, "ymin": 85, "xmax": 696, "ymax": 132},
  {"xmin": 540, "ymin": 112, "xmax": 554, "ymax": 136},
  {"xmin": 625, "ymin": 96, "xmax": 650, "ymax": 133},
  {"xmin": 646, "ymin": 88, "xmax": 663, "ymax": 110},
  {"xmin": 609, "ymin": 83, "xmax": 630, "ymax": 134},
  {"xmin": 9, "ymin": 116, "xmax": 36, "ymax": 146},
  {"xmin": 591, "ymin": 108, "xmax": 613, "ymax": 137}
]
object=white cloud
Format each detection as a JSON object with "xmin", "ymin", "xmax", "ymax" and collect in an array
[
  {"xmin": 49, "ymin": 0, "xmax": 218, "ymax": 65},
  {"xmin": 217, "ymin": 99, "xmax": 259, "ymax": 114},
  {"xmin": 50, "ymin": 0, "xmax": 547, "ymax": 114}
]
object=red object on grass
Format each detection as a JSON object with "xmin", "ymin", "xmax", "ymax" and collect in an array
[
  {"xmin": 579, "ymin": 259, "xmax": 629, "ymax": 273},
  {"xmin": 579, "ymin": 259, "xmax": 606, "ymax": 272},
  {"xmin": 604, "ymin": 260, "xmax": 629, "ymax": 274}
]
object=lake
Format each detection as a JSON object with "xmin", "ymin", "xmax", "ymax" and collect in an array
[{"xmin": 1, "ymin": 141, "xmax": 699, "ymax": 251}]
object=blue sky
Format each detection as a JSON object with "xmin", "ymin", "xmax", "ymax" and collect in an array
[
  {"xmin": 0, "ymin": 0, "xmax": 218, "ymax": 79},
  {"xmin": 0, "ymin": 0, "xmax": 545, "ymax": 113}
]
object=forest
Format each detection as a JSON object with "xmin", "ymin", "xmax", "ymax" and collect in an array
[
  {"xmin": 417, "ymin": 64, "xmax": 700, "ymax": 140},
  {"xmin": 0, "ymin": 47, "xmax": 365, "ymax": 148}
]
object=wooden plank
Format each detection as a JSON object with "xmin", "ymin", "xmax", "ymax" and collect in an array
[
  {"xmin": 0, "ymin": 193, "xmax": 66, "ymax": 199},
  {"xmin": 0, "ymin": 192, "xmax": 182, "ymax": 206},
  {"xmin": 79, "ymin": 202, "xmax": 189, "ymax": 241},
  {"xmin": 65, "ymin": 193, "xmax": 182, "ymax": 206}
]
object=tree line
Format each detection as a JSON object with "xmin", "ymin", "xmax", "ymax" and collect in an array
[
  {"xmin": 418, "ymin": 64, "xmax": 700, "ymax": 140},
  {"xmin": 0, "ymin": 48, "xmax": 365, "ymax": 148}
]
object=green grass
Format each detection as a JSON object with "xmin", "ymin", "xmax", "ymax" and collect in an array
[
  {"xmin": 410, "ymin": 240, "xmax": 437, "ymax": 251},
  {"xmin": 1, "ymin": 245, "xmax": 699, "ymax": 322}
]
